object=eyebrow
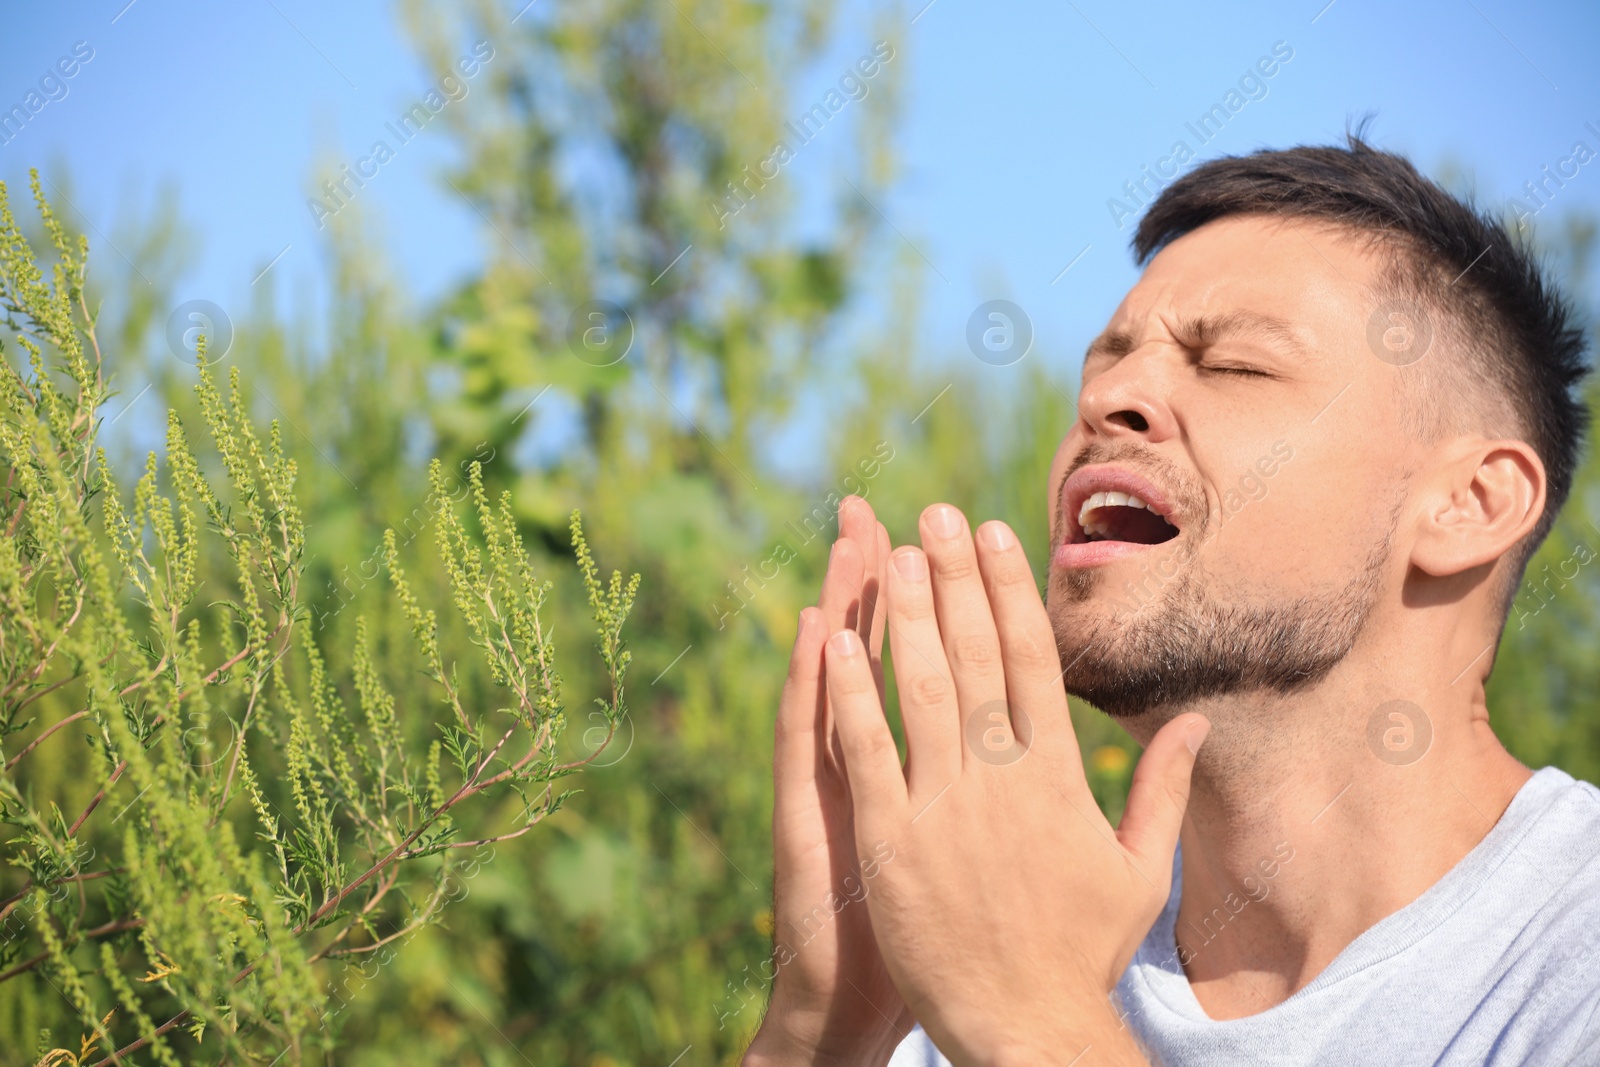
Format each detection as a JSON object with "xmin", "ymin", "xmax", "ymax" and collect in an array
[{"xmin": 1083, "ymin": 310, "xmax": 1312, "ymax": 365}]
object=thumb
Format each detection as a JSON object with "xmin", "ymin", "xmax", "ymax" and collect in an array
[{"xmin": 1116, "ymin": 713, "xmax": 1210, "ymax": 869}]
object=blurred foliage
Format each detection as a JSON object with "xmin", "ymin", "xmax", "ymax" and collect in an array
[{"xmin": 2, "ymin": 0, "xmax": 1597, "ymax": 1063}]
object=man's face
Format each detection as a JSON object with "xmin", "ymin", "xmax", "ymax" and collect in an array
[{"xmin": 1045, "ymin": 215, "xmax": 1418, "ymax": 719}]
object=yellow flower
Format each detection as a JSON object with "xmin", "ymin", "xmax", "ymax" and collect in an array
[
  {"xmin": 1091, "ymin": 745, "xmax": 1131, "ymax": 775},
  {"xmin": 753, "ymin": 908, "xmax": 775, "ymax": 936},
  {"xmin": 39, "ymin": 1009, "xmax": 118, "ymax": 1065},
  {"xmin": 140, "ymin": 951, "xmax": 181, "ymax": 983}
]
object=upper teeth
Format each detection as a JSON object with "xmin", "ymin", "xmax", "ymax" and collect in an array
[{"xmin": 1078, "ymin": 491, "xmax": 1150, "ymax": 536}]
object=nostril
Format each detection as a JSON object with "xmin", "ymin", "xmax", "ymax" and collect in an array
[{"xmin": 1109, "ymin": 410, "xmax": 1149, "ymax": 432}]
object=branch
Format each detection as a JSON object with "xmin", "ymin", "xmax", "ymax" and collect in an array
[
  {"xmin": 0, "ymin": 869, "xmax": 120, "ymax": 915},
  {"xmin": 303, "ymin": 866, "xmax": 399, "ymax": 962},
  {"xmin": 312, "ymin": 871, "xmax": 452, "ymax": 962},
  {"xmin": 51, "ymin": 618, "xmax": 292, "ymax": 845},
  {"xmin": 67, "ymin": 759, "xmax": 126, "ymax": 837},
  {"xmin": 394, "ymin": 822, "xmax": 539, "ymax": 861},
  {"xmin": 0, "ymin": 916, "xmax": 146, "ymax": 984},
  {"xmin": 212, "ymin": 673, "xmax": 268, "ymax": 822},
  {"xmin": 3, "ymin": 709, "xmax": 87, "ymax": 771},
  {"xmin": 90, "ymin": 1005, "xmax": 188, "ymax": 1067}
]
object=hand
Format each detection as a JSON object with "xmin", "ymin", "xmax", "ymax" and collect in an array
[
  {"xmin": 822, "ymin": 504, "xmax": 1210, "ymax": 1066},
  {"xmin": 745, "ymin": 497, "xmax": 914, "ymax": 1066}
]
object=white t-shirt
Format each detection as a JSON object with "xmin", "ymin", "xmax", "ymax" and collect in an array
[{"xmin": 890, "ymin": 766, "xmax": 1600, "ymax": 1066}]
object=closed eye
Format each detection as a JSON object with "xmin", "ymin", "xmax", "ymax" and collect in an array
[{"xmin": 1199, "ymin": 363, "xmax": 1271, "ymax": 378}]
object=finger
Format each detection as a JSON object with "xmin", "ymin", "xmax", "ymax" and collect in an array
[
  {"xmin": 919, "ymin": 504, "xmax": 1010, "ymax": 764},
  {"xmin": 775, "ymin": 607, "xmax": 829, "ymax": 799},
  {"xmin": 973, "ymin": 520, "xmax": 1080, "ymax": 770},
  {"xmin": 835, "ymin": 500, "xmax": 881, "ymax": 640},
  {"xmin": 886, "ymin": 546, "xmax": 962, "ymax": 801},
  {"xmin": 828, "ymin": 501, "xmax": 883, "ymax": 771},
  {"xmin": 1118, "ymin": 714, "xmax": 1211, "ymax": 875},
  {"xmin": 839, "ymin": 498, "xmax": 888, "ymax": 697},
  {"xmin": 817, "ymin": 537, "xmax": 867, "ymax": 770},
  {"xmin": 817, "ymin": 535, "xmax": 867, "ymax": 636},
  {"xmin": 838, "ymin": 496, "xmax": 885, "ymax": 639},
  {"xmin": 772, "ymin": 615, "xmax": 831, "ymax": 900},
  {"xmin": 825, "ymin": 628, "xmax": 908, "ymax": 819},
  {"xmin": 869, "ymin": 521, "xmax": 891, "ymax": 706}
]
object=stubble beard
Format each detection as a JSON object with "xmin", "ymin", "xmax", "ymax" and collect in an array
[{"xmin": 1047, "ymin": 523, "xmax": 1390, "ymax": 720}]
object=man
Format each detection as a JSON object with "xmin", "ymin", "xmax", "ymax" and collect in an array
[{"xmin": 742, "ymin": 134, "xmax": 1600, "ymax": 1066}]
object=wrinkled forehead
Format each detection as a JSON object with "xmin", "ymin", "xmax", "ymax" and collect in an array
[{"xmin": 1106, "ymin": 215, "xmax": 1388, "ymax": 357}]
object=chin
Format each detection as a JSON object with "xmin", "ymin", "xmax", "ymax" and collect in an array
[
  {"xmin": 1046, "ymin": 557, "xmax": 1385, "ymax": 722},
  {"xmin": 1047, "ymin": 538, "xmax": 1194, "ymax": 618}
]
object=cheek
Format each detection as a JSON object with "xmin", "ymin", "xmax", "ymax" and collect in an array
[
  {"xmin": 1200, "ymin": 502, "xmax": 1327, "ymax": 605},
  {"xmin": 1210, "ymin": 457, "xmax": 1384, "ymax": 591}
]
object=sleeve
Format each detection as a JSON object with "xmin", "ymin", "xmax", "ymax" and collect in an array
[{"xmin": 887, "ymin": 1025, "xmax": 952, "ymax": 1067}]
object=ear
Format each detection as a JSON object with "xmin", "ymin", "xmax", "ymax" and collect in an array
[{"xmin": 1410, "ymin": 438, "xmax": 1545, "ymax": 578}]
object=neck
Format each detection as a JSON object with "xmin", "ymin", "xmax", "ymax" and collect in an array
[{"xmin": 1119, "ymin": 627, "xmax": 1531, "ymax": 1021}]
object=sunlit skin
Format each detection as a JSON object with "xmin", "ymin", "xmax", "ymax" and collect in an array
[{"xmin": 746, "ymin": 215, "xmax": 1543, "ymax": 1065}]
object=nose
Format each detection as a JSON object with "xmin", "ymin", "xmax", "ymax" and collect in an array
[{"xmin": 1075, "ymin": 347, "xmax": 1178, "ymax": 444}]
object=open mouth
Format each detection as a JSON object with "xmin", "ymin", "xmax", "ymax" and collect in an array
[
  {"xmin": 1075, "ymin": 491, "xmax": 1180, "ymax": 546},
  {"xmin": 1055, "ymin": 464, "xmax": 1185, "ymax": 568}
]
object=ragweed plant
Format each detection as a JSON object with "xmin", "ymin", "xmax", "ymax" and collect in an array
[{"xmin": 0, "ymin": 173, "xmax": 639, "ymax": 1064}]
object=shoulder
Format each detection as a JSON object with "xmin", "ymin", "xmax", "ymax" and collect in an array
[
  {"xmin": 1498, "ymin": 768, "xmax": 1600, "ymax": 917},
  {"xmin": 1486, "ymin": 768, "xmax": 1600, "ymax": 1054},
  {"xmin": 1518, "ymin": 767, "xmax": 1600, "ymax": 861}
]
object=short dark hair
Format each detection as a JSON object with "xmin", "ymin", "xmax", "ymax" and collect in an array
[{"xmin": 1130, "ymin": 126, "xmax": 1591, "ymax": 609}]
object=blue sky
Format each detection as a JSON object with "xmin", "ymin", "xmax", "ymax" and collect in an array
[{"xmin": 5, "ymin": 0, "xmax": 1599, "ymax": 393}]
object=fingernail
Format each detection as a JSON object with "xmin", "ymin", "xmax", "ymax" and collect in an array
[
  {"xmin": 979, "ymin": 521, "xmax": 1015, "ymax": 551},
  {"xmin": 925, "ymin": 504, "xmax": 962, "ymax": 539},
  {"xmin": 797, "ymin": 609, "xmax": 809, "ymax": 636},
  {"xmin": 892, "ymin": 549, "xmax": 927, "ymax": 582},
  {"xmin": 830, "ymin": 629, "xmax": 862, "ymax": 656},
  {"xmin": 1187, "ymin": 718, "xmax": 1212, "ymax": 756}
]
